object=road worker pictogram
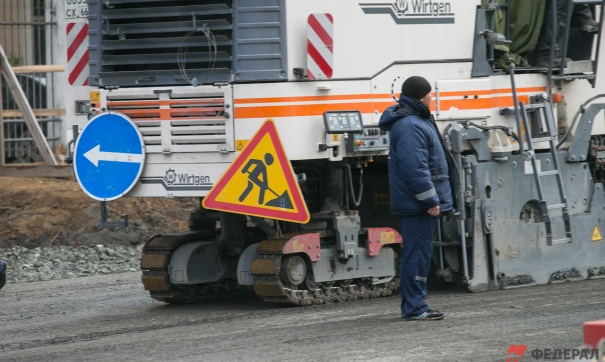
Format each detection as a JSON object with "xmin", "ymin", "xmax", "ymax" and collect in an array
[
  {"xmin": 237, "ymin": 153, "xmax": 295, "ymax": 209},
  {"xmin": 239, "ymin": 154, "xmax": 274, "ymax": 204},
  {"xmin": 203, "ymin": 120, "xmax": 309, "ymax": 223}
]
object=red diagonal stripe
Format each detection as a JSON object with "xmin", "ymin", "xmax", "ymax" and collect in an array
[
  {"xmin": 69, "ymin": 49, "xmax": 89, "ymax": 85},
  {"xmin": 67, "ymin": 24, "xmax": 88, "ymax": 60},
  {"xmin": 308, "ymin": 15, "xmax": 333, "ymax": 52},
  {"xmin": 307, "ymin": 40, "xmax": 332, "ymax": 78}
]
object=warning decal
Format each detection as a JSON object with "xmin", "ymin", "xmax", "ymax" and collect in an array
[
  {"xmin": 66, "ymin": 22, "xmax": 89, "ymax": 86},
  {"xmin": 236, "ymin": 140, "xmax": 248, "ymax": 151},
  {"xmin": 307, "ymin": 13, "xmax": 334, "ymax": 80},
  {"xmin": 592, "ymin": 225, "xmax": 603, "ymax": 242},
  {"xmin": 202, "ymin": 120, "xmax": 310, "ymax": 223}
]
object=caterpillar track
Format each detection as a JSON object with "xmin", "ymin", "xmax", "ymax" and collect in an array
[
  {"xmin": 252, "ymin": 247, "xmax": 399, "ymax": 305},
  {"xmin": 141, "ymin": 232, "xmax": 400, "ymax": 306},
  {"xmin": 140, "ymin": 232, "xmax": 253, "ymax": 304}
]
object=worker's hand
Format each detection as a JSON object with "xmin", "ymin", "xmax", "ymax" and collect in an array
[{"xmin": 427, "ymin": 205, "xmax": 440, "ymax": 217}]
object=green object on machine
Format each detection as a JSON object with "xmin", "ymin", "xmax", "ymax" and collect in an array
[{"xmin": 482, "ymin": 0, "xmax": 546, "ymax": 68}]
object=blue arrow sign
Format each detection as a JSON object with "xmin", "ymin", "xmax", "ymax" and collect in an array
[{"xmin": 74, "ymin": 112, "xmax": 145, "ymax": 201}]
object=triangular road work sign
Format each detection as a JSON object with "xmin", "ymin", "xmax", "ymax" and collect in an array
[{"xmin": 203, "ymin": 119, "xmax": 310, "ymax": 223}]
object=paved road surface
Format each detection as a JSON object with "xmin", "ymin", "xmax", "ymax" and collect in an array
[{"xmin": 0, "ymin": 273, "xmax": 603, "ymax": 361}]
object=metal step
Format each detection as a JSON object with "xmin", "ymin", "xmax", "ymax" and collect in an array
[
  {"xmin": 531, "ymin": 136, "xmax": 553, "ymax": 143},
  {"xmin": 539, "ymin": 170, "xmax": 560, "ymax": 177},
  {"xmin": 552, "ymin": 238, "xmax": 572, "ymax": 245},
  {"xmin": 547, "ymin": 203, "xmax": 566, "ymax": 210},
  {"xmin": 551, "ymin": 74, "xmax": 596, "ymax": 81},
  {"xmin": 574, "ymin": 0, "xmax": 603, "ymax": 6}
]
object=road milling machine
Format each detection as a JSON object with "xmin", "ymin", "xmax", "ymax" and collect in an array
[{"xmin": 72, "ymin": 0, "xmax": 605, "ymax": 305}]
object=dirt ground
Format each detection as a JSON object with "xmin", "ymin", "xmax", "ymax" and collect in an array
[{"xmin": 0, "ymin": 176, "xmax": 197, "ymax": 249}]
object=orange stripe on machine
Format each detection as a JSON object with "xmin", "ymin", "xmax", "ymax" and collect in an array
[
  {"xmin": 101, "ymin": 86, "xmax": 547, "ymax": 121},
  {"xmin": 233, "ymin": 87, "xmax": 546, "ymax": 119}
]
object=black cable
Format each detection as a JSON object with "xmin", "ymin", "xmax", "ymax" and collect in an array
[
  {"xmin": 557, "ymin": 94, "xmax": 605, "ymax": 148},
  {"xmin": 345, "ymin": 164, "xmax": 364, "ymax": 207}
]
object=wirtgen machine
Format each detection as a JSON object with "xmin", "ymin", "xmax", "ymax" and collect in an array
[{"xmin": 72, "ymin": 0, "xmax": 605, "ymax": 304}]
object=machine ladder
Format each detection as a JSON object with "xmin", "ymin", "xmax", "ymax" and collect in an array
[{"xmin": 518, "ymin": 98, "xmax": 572, "ymax": 246}]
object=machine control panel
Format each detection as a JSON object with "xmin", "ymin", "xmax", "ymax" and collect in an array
[
  {"xmin": 323, "ymin": 111, "xmax": 364, "ymax": 134},
  {"xmin": 346, "ymin": 126, "xmax": 389, "ymax": 153}
]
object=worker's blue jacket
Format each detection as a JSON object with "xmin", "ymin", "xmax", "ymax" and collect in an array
[{"xmin": 378, "ymin": 95, "xmax": 454, "ymax": 216}]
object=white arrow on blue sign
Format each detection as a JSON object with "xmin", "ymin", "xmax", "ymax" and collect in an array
[{"xmin": 73, "ymin": 112, "xmax": 146, "ymax": 201}]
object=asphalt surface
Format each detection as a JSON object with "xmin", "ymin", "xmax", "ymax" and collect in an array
[{"xmin": 0, "ymin": 273, "xmax": 603, "ymax": 362}]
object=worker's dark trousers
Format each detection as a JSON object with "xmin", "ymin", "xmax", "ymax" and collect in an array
[
  {"xmin": 539, "ymin": 0, "xmax": 595, "ymax": 57},
  {"xmin": 399, "ymin": 214, "xmax": 436, "ymax": 317}
]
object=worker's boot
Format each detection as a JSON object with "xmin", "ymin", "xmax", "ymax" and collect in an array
[
  {"xmin": 581, "ymin": 19, "xmax": 599, "ymax": 33},
  {"xmin": 537, "ymin": 53, "xmax": 567, "ymax": 68}
]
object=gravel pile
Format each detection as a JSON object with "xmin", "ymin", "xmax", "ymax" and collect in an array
[{"xmin": 0, "ymin": 244, "xmax": 143, "ymax": 283}]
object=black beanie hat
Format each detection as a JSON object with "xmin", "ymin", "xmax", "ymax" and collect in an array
[{"xmin": 401, "ymin": 76, "xmax": 432, "ymax": 100}]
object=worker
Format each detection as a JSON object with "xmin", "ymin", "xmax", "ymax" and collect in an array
[
  {"xmin": 0, "ymin": 259, "xmax": 6, "ymax": 290},
  {"xmin": 537, "ymin": 0, "xmax": 599, "ymax": 67},
  {"xmin": 378, "ymin": 76, "xmax": 454, "ymax": 321}
]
